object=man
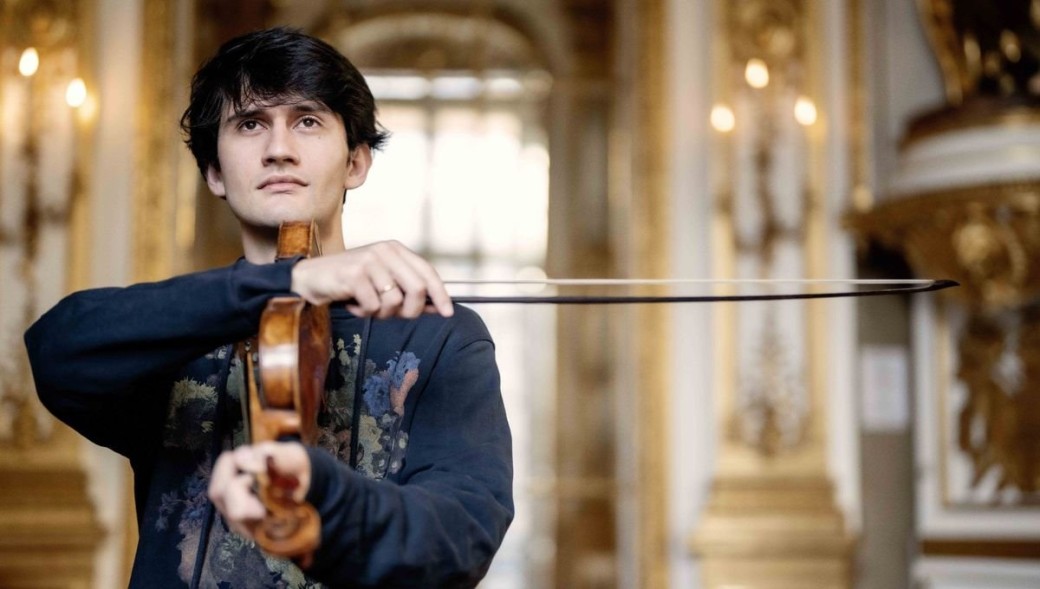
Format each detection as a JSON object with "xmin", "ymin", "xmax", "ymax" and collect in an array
[{"xmin": 25, "ymin": 27, "xmax": 513, "ymax": 588}]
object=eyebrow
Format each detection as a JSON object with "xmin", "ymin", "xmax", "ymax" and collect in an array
[{"xmin": 224, "ymin": 101, "xmax": 333, "ymax": 126}]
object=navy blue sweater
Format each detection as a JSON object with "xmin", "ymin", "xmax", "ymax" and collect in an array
[{"xmin": 24, "ymin": 258, "xmax": 513, "ymax": 588}]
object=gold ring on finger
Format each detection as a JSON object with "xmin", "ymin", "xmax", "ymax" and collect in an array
[{"xmin": 380, "ymin": 283, "xmax": 396, "ymax": 295}]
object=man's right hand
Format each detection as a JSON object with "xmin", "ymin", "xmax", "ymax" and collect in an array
[{"xmin": 290, "ymin": 240, "xmax": 453, "ymax": 319}]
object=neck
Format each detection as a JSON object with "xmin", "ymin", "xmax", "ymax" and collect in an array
[{"xmin": 240, "ymin": 217, "xmax": 346, "ymax": 263}]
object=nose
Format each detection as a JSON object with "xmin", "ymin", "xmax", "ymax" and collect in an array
[{"xmin": 263, "ymin": 123, "xmax": 299, "ymax": 165}]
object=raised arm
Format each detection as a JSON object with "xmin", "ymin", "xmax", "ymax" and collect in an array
[{"xmin": 24, "ymin": 258, "xmax": 297, "ymax": 455}]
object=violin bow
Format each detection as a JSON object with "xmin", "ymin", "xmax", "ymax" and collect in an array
[{"xmin": 439, "ymin": 278, "xmax": 958, "ymax": 304}]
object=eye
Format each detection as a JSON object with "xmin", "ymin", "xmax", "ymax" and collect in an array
[
  {"xmin": 238, "ymin": 119, "xmax": 260, "ymax": 131},
  {"xmin": 299, "ymin": 116, "xmax": 321, "ymax": 128}
]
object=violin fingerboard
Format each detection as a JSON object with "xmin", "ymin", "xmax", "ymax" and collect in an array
[{"xmin": 275, "ymin": 221, "xmax": 321, "ymax": 259}]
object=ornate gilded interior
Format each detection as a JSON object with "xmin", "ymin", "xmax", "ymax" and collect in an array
[
  {"xmin": 0, "ymin": 1, "xmax": 103, "ymax": 587},
  {"xmin": 848, "ymin": 0, "xmax": 1040, "ymax": 509},
  {"xmin": 2, "ymin": 0, "xmax": 1040, "ymax": 588}
]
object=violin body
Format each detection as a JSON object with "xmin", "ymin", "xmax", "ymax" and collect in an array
[{"xmin": 243, "ymin": 221, "xmax": 330, "ymax": 566}]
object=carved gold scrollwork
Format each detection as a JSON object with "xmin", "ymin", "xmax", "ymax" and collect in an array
[
  {"xmin": 728, "ymin": 317, "xmax": 810, "ymax": 456},
  {"xmin": 728, "ymin": 0, "xmax": 803, "ymax": 67},
  {"xmin": 917, "ymin": 0, "xmax": 1040, "ymax": 104},
  {"xmin": 848, "ymin": 183, "xmax": 1040, "ymax": 311},
  {"xmin": 859, "ymin": 2, "xmax": 1040, "ymax": 508},
  {"xmin": 955, "ymin": 311, "xmax": 1040, "ymax": 496},
  {"xmin": 848, "ymin": 182, "xmax": 1040, "ymax": 501}
]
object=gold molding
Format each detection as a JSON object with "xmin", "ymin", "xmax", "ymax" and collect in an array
[
  {"xmin": 133, "ymin": 0, "xmax": 176, "ymax": 282},
  {"xmin": 846, "ymin": 181, "xmax": 1040, "ymax": 310},
  {"xmin": 134, "ymin": 0, "xmax": 195, "ymax": 283},
  {"xmin": 68, "ymin": 0, "xmax": 96, "ymax": 294}
]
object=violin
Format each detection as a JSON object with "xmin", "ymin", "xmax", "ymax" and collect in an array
[{"xmin": 242, "ymin": 220, "xmax": 330, "ymax": 567}]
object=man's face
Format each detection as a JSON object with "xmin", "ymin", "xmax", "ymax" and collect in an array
[{"xmin": 205, "ymin": 97, "xmax": 370, "ymax": 233}]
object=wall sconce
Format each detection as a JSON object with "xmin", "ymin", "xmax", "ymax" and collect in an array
[
  {"xmin": 710, "ymin": 39, "xmax": 818, "ymax": 455},
  {"xmin": 710, "ymin": 80, "xmax": 816, "ymax": 132}
]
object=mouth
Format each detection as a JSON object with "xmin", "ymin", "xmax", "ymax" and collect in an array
[{"xmin": 258, "ymin": 175, "xmax": 308, "ymax": 191}]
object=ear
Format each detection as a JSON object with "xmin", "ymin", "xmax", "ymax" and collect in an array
[
  {"xmin": 204, "ymin": 164, "xmax": 227, "ymax": 199},
  {"xmin": 344, "ymin": 144, "xmax": 372, "ymax": 190}
]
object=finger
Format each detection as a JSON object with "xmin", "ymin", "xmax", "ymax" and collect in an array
[
  {"xmin": 396, "ymin": 249, "xmax": 453, "ymax": 317},
  {"xmin": 223, "ymin": 472, "xmax": 265, "ymax": 538},
  {"xmin": 348, "ymin": 278, "xmax": 382, "ymax": 317},
  {"xmin": 375, "ymin": 285, "xmax": 404, "ymax": 319},
  {"xmin": 394, "ymin": 274, "xmax": 426, "ymax": 319},
  {"xmin": 359, "ymin": 247, "xmax": 404, "ymax": 317},
  {"xmin": 367, "ymin": 263, "xmax": 404, "ymax": 319},
  {"xmin": 255, "ymin": 441, "xmax": 312, "ymax": 501},
  {"xmin": 208, "ymin": 451, "xmax": 237, "ymax": 515},
  {"xmin": 373, "ymin": 246, "xmax": 428, "ymax": 318}
]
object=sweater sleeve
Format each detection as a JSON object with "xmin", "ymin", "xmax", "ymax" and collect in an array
[
  {"xmin": 301, "ymin": 316, "xmax": 514, "ymax": 588},
  {"xmin": 23, "ymin": 258, "xmax": 297, "ymax": 457}
]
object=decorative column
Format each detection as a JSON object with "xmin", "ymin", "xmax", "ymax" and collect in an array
[
  {"xmin": 847, "ymin": 1, "xmax": 1040, "ymax": 586},
  {"xmin": 0, "ymin": 0, "xmax": 101, "ymax": 587},
  {"xmin": 690, "ymin": 1, "xmax": 855, "ymax": 587}
]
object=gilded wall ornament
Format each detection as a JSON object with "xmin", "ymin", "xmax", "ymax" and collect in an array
[
  {"xmin": 918, "ymin": 0, "xmax": 1040, "ymax": 104},
  {"xmin": 956, "ymin": 310, "xmax": 1040, "ymax": 498},
  {"xmin": 849, "ymin": 183, "xmax": 1040, "ymax": 501},
  {"xmin": 720, "ymin": 0, "xmax": 813, "ymax": 456},
  {"xmin": 0, "ymin": 0, "xmax": 83, "ymax": 447}
]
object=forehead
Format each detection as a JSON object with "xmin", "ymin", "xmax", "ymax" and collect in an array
[{"xmin": 220, "ymin": 95, "xmax": 333, "ymax": 121}]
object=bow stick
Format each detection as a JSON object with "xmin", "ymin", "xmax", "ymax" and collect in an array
[{"xmin": 436, "ymin": 278, "xmax": 958, "ymax": 304}]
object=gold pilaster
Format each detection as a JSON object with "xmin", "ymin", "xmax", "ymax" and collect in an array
[
  {"xmin": 135, "ymin": 0, "xmax": 196, "ymax": 282},
  {"xmin": 633, "ymin": 0, "xmax": 669, "ymax": 586},
  {"xmin": 691, "ymin": 0, "xmax": 854, "ymax": 586},
  {"xmin": 0, "ymin": 1, "xmax": 102, "ymax": 587}
]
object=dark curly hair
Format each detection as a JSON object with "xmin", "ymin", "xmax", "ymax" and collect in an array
[{"xmin": 180, "ymin": 27, "xmax": 388, "ymax": 176}]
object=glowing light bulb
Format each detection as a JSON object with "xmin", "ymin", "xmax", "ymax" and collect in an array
[
  {"xmin": 710, "ymin": 104, "xmax": 735, "ymax": 133},
  {"xmin": 19, "ymin": 48, "xmax": 39, "ymax": 77},
  {"xmin": 794, "ymin": 96, "xmax": 817, "ymax": 126},
  {"xmin": 66, "ymin": 78, "xmax": 87, "ymax": 108},
  {"xmin": 745, "ymin": 58, "xmax": 769, "ymax": 89}
]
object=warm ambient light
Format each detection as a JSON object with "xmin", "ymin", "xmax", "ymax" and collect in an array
[
  {"xmin": 794, "ymin": 95, "xmax": 817, "ymax": 126},
  {"xmin": 19, "ymin": 48, "xmax": 39, "ymax": 77},
  {"xmin": 65, "ymin": 78, "xmax": 87, "ymax": 108},
  {"xmin": 710, "ymin": 104, "xmax": 736, "ymax": 133},
  {"xmin": 744, "ymin": 58, "xmax": 769, "ymax": 89}
]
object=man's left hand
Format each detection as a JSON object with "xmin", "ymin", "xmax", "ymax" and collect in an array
[{"xmin": 208, "ymin": 441, "xmax": 312, "ymax": 540}]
